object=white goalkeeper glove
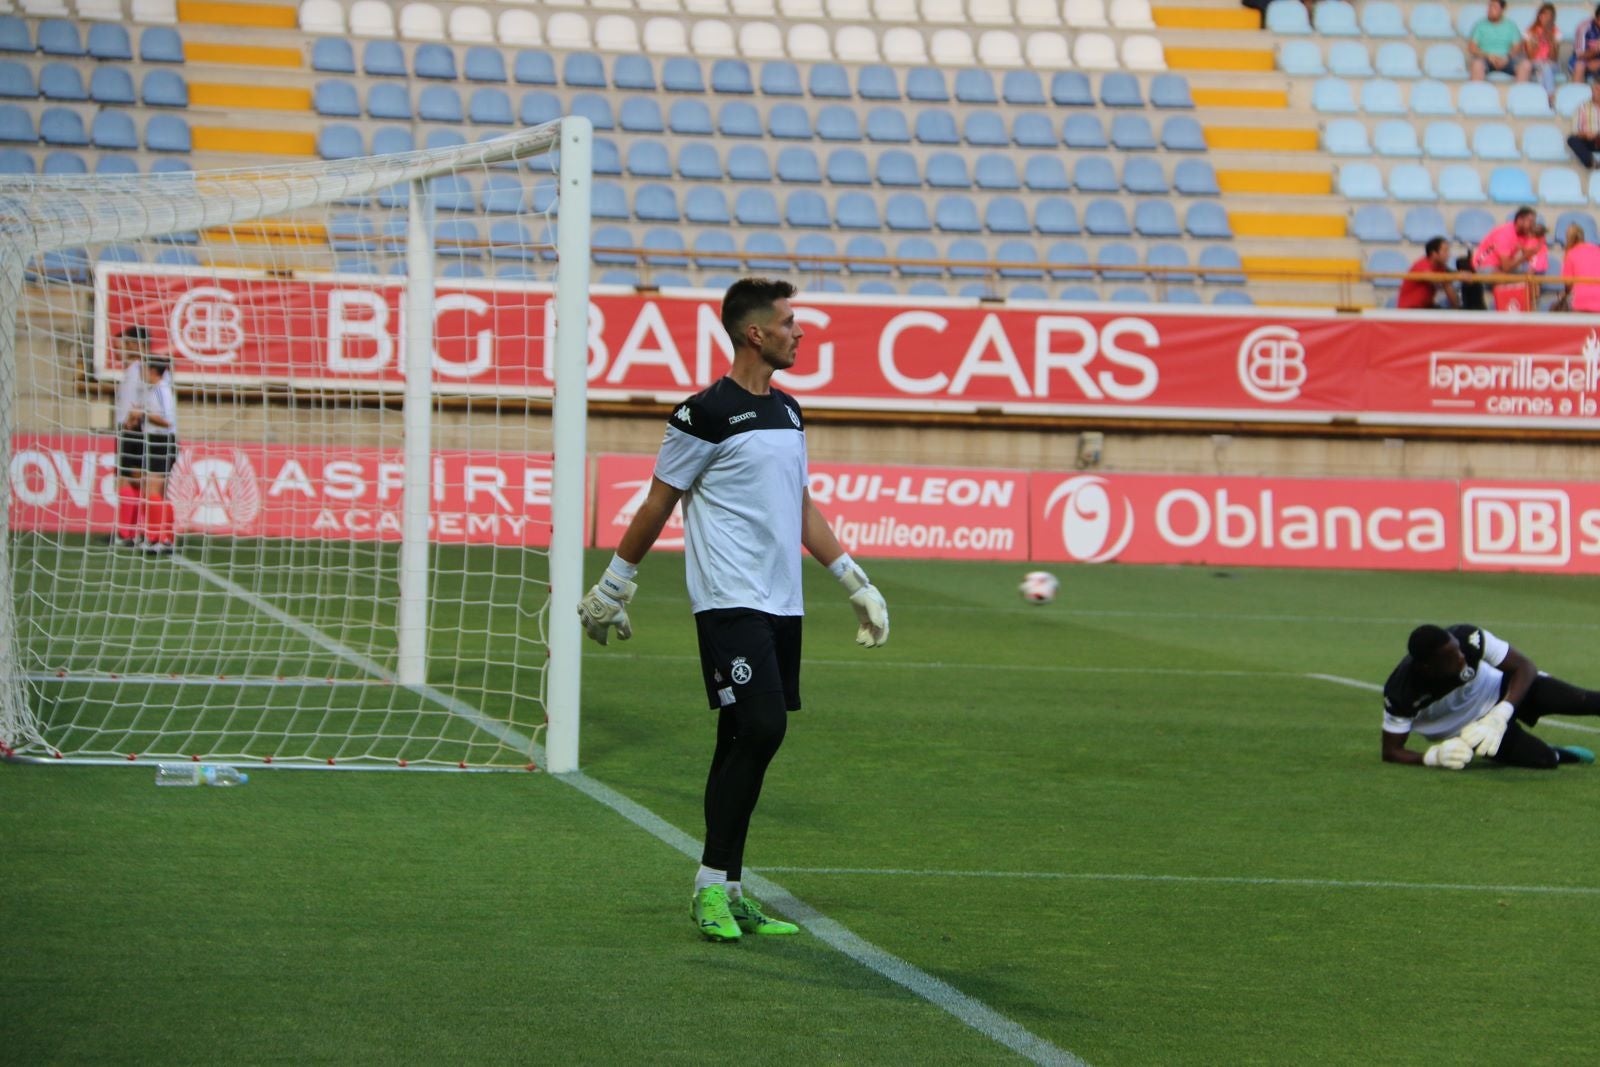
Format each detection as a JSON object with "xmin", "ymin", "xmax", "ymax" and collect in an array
[
  {"xmin": 1457, "ymin": 701, "xmax": 1514, "ymax": 758},
  {"xmin": 830, "ymin": 554, "xmax": 889, "ymax": 648},
  {"xmin": 1423, "ymin": 737, "xmax": 1474, "ymax": 770},
  {"xmin": 578, "ymin": 560, "xmax": 637, "ymax": 646}
]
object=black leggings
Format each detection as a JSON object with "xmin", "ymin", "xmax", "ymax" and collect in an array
[
  {"xmin": 1491, "ymin": 675, "xmax": 1600, "ymax": 769},
  {"xmin": 701, "ymin": 692, "xmax": 787, "ymax": 880}
]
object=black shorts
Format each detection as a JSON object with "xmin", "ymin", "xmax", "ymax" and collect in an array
[
  {"xmin": 143, "ymin": 433, "xmax": 178, "ymax": 476},
  {"xmin": 695, "ymin": 608, "xmax": 802, "ymax": 712},
  {"xmin": 116, "ymin": 429, "xmax": 143, "ymax": 477}
]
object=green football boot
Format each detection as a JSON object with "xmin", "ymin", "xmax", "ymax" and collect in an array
[
  {"xmin": 691, "ymin": 884, "xmax": 742, "ymax": 942},
  {"xmin": 1556, "ymin": 745, "xmax": 1596, "ymax": 765},
  {"xmin": 728, "ymin": 894, "xmax": 799, "ymax": 936}
]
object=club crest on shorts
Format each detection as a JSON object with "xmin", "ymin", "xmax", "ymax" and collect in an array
[{"xmin": 730, "ymin": 656, "xmax": 752, "ymax": 685}]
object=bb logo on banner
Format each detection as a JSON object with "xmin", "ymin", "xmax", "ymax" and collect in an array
[
  {"xmin": 168, "ymin": 285, "xmax": 246, "ymax": 365},
  {"xmin": 1236, "ymin": 325, "xmax": 1307, "ymax": 404}
]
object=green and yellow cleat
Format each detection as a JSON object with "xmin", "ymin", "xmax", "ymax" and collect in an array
[
  {"xmin": 691, "ymin": 885, "xmax": 742, "ymax": 942},
  {"xmin": 729, "ymin": 894, "xmax": 799, "ymax": 936}
]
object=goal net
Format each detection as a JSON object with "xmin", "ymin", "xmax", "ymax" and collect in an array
[{"xmin": 0, "ymin": 119, "xmax": 592, "ymax": 773}]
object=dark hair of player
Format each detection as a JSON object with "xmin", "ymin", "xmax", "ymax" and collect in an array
[
  {"xmin": 119, "ymin": 325, "xmax": 149, "ymax": 343},
  {"xmin": 720, "ymin": 277, "xmax": 797, "ymax": 347},
  {"xmin": 1424, "ymin": 237, "xmax": 1447, "ymax": 257},
  {"xmin": 1407, "ymin": 624, "xmax": 1452, "ymax": 663}
]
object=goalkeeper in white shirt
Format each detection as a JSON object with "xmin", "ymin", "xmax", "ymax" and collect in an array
[
  {"xmin": 1381, "ymin": 624, "xmax": 1597, "ymax": 771},
  {"xmin": 579, "ymin": 278, "xmax": 889, "ymax": 943}
]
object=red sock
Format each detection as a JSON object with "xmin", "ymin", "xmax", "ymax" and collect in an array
[
  {"xmin": 144, "ymin": 491, "xmax": 174, "ymax": 546},
  {"xmin": 117, "ymin": 484, "xmax": 142, "ymax": 540}
]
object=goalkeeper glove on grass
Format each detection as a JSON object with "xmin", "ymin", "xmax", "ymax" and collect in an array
[
  {"xmin": 1423, "ymin": 737, "xmax": 1473, "ymax": 770},
  {"xmin": 1458, "ymin": 701, "xmax": 1514, "ymax": 758},
  {"xmin": 830, "ymin": 554, "xmax": 889, "ymax": 648},
  {"xmin": 579, "ymin": 561, "xmax": 637, "ymax": 646}
]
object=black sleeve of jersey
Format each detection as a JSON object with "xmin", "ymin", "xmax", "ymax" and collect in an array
[
  {"xmin": 1447, "ymin": 623, "xmax": 1486, "ymax": 670},
  {"xmin": 665, "ymin": 392, "xmax": 723, "ymax": 445},
  {"xmin": 774, "ymin": 388, "xmax": 804, "ymax": 431},
  {"xmin": 1381, "ymin": 663, "xmax": 1412, "ymax": 721}
]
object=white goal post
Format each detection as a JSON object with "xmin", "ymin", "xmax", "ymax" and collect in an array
[{"xmin": 0, "ymin": 118, "xmax": 592, "ymax": 773}]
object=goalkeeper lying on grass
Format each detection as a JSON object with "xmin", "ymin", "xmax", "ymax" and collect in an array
[{"xmin": 1382, "ymin": 624, "xmax": 1598, "ymax": 771}]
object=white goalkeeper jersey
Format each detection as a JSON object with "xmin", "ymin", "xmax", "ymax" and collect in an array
[
  {"xmin": 652, "ymin": 377, "xmax": 807, "ymax": 617},
  {"xmin": 1381, "ymin": 624, "xmax": 1509, "ymax": 740},
  {"xmin": 143, "ymin": 374, "xmax": 178, "ymax": 435},
  {"xmin": 113, "ymin": 360, "xmax": 143, "ymax": 428}
]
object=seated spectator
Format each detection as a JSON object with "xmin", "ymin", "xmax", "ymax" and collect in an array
[
  {"xmin": 1455, "ymin": 254, "xmax": 1487, "ymax": 309},
  {"xmin": 1559, "ymin": 222, "xmax": 1600, "ymax": 310},
  {"xmin": 1467, "ymin": 0, "xmax": 1531, "ymax": 82},
  {"xmin": 1567, "ymin": 81, "xmax": 1600, "ymax": 167},
  {"xmin": 1573, "ymin": 4, "xmax": 1600, "ymax": 83},
  {"xmin": 1526, "ymin": 3, "xmax": 1561, "ymax": 101},
  {"xmin": 1398, "ymin": 238, "xmax": 1462, "ymax": 309},
  {"xmin": 1474, "ymin": 206, "xmax": 1544, "ymax": 311}
]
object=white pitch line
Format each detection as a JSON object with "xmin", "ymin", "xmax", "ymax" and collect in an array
[
  {"xmin": 599, "ymin": 650, "xmax": 1297, "ymax": 680},
  {"xmin": 178, "ymin": 555, "xmax": 1084, "ymax": 1067},
  {"xmin": 25, "ymin": 671, "xmax": 388, "ymax": 688},
  {"xmin": 756, "ymin": 866, "xmax": 1600, "ymax": 897}
]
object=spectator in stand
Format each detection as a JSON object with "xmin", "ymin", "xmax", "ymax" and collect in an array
[
  {"xmin": 1573, "ymin": 4, "xmax": 1600, "ymax": 83},
  {"xmin": 1559, "ymin": 223, "xmax": 1600, "ymax": 311},
  {"xmin": 1526, "ymin": 3, "xmax": 1561, "ymax": 102},
  {"xmin": 1567, "ymin": 80, "xmax": 1600, "ymax": 167},
  {"xmin": 1467, "ymin": 0, "xmax": 1531, "ymax": 82},
  {"xmin": 1456, "ymin": 254, "xmax": 1487, "ymax": 310},
  {"xmin": 1397, "ymin": 237, "xmax": 1462, "ymax": 310},
  {"xmin": 1474, "ymin": 207, "xmax": 1545, "ymax": 311}
]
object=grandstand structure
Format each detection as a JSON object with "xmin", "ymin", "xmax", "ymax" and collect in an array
[{"xmin": 6, "ymin": 0, "xmax": 1593, "ymax": 308}]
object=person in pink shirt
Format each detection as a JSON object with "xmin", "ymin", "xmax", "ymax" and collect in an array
[
  {"xmin": 1473, "ymin": 207, "xmax": 1539, "ymax": 272},
  {"xmin": 1560, "ymin": 223, "xmax": 1600, "ymax": 310}
]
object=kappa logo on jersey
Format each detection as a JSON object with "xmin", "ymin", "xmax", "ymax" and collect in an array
[
  {"xmin": 786, "ymin": 406, "xmax": 801, "ymax": 430},
  {"xmin": 730, "ymin": 657, "xmax": 752, "ymax": 685},
  {"xmin": 1468, "ymin": 630, "xmax": 1481, "ymax": 649},
  {"xmin": 728, "ymin": 411, "xmax": 756, "ymax": 425},
  {"xmin": 1043, "ymin": 475, "xmax": 1135, "ymax": 563},
  {"xmin": 674, "ymin": 405, "xmax": 693, "ymax": 426},
  {"xmin": 167, "ymin": 451, "xmax": 262, "ymax": 533}
]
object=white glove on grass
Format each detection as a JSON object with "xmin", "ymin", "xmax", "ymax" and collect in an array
[
  {"xmin": 1423, "ymin": 737, "xmax": 1474, "ymax": 770},
  {"xmin": 1458, "ymin": 701, "xmax": 1514, "ymax": 758},
  {"xmin": 578, "ymin": 564, "xmax": 637, "ymax": 646},
  {"xmin": 831, "ymin": 554, "xmax": 889, "ymax": 648}
]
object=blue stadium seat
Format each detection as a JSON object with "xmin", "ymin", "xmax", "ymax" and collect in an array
[
  {"xmin": 876, "ymin": 149, "xmax": 920, "ymax": 185},
  {"xmin": 626, "ymin": 140, "xmax": 671, "ymax": 178},
  {"xmin": 635, "ymin": 184, "xmax": 679, "ymax": 222},
  {"xmin": 1422, "ymin": 121, "xmax": 1469, "ymax": 159},
  {"xmin": 590, "ymin": 225, "xmax": 633, "ymax": 266},
  {"xmin": 886, "ymin": 193, "xmax": 932, "ymax": 231},
  {"xmin": 662, "ymin": 57, "xmax": 705, "ymax": 93},
  {"xmin": 1150, "ymin": 74, "xmax": 1193, "ymax": 109},
  {"xmin": 1075, "ymin": 155, "xmax": 1118, "ymax": 192},
  {"xmin": 895, "ymin": 237, "xmax": 942, "ymax": 275},
  {"xmin": 906, "ymin": 67, "xmax": 949, "ymax": 102},
  {"xmin": 1059, "ymin": 285, "xmax": 1099, "ymax": 301},
  {"xmin": 571, "ymin": 93, "xmax": 615, "ymax": 130},
  {"xmin": 1540, "ymin": 169, "xmax": 1586, "ymax": 206},
  {"xmin": 1312, "ymin": 78, "xmax": 1356, "ymax": 113},
  {"xmin": 1362, "ymin": 0, "xmax": 1406, "ymax": 36},
  {"xmin": 431, "ymin": 174, "xmax": 474, "ymax": 212},
  {"xmin": 996, "ymin": 240, "xmax": 1042, "ymax": 278},
  {"xmin": 488, "ymin": 220, "xmax": 536, "ymax": 261},
  {"xmin": 318, "ymin": 124, "xmax": 361, "ymax": 160},
  {"xmin": 330, "ymin": 212, "xmax": 377, "ymax": 251},
  {"xmin": 1199, "ymin": 245, "xmax": 1245, "ymax": 283},
  {"xmin": 975, "ymin": 154, "xmax": 1020, "ymax": 190},
  {"xmin": 1361, "ymin": 79, "xmax": 1405, "ymax": 114},
  {"xmin": 1163, "ymin": 287, "xmax": 1203, "ymax": 304},
  {"xmin": 39, "ymin": 20, "xmax": 84, "ymax": 57},
  {"xmin": 514, "ymin": 51, "xmax": 557, "ymax": 86},
  {"xmin": 1267, "ymin": 0, "xmax": 1311, "ymax": 33},
  {"xmin": 39, "ymin": 63, "xmax": 86, "ymax": 101},
  {"xmin": 0, "ymin": 106, "xmax": 36, "ymax": 142},
  {"xmin": 1401, "ymin": 205, "xmax": 1447, "ymax": 243},
  {"xmin": 414, "ymin": 43, "xmax": 456, "ymax": 80},
  {"xmin": 1062, "ymin": 114, "xmax": 1107, "ymax": 149},
  {"xmin": 809, "ymin": 63, "xmax": 851, "ymax": 98},
  {"xmin": 857, "ymin": 65, "xmax": 899, "ymax": 100},
  {"xmin": 827, "ymin": 148, "xmax": 871, "ymax": 184},
  {"xmin": 42, "ymin": 151, "xmax": 86, "ymax": 175},
  {"xmin": 669, "ymin": 100, "xmax": 713, "ymax": 135},
  {"xmin": 927, "ymin": 152, "xmax": 971, "ymax": 188},
  {"xmin": 99, "ymin": 244, "xmax": 142, "ymax": 264},
  {"xmin": 1051, "ymin": 71, "xmax": 1093, "ymax": 106},
  {"xmin": 1557, "ymin": 82, "xmax": 1591, "ymax": 117},
  {"xmin": 836, "ymin": 192, "xmax": 881, "ymax": 229},
  {"xmin": 947, "ymin": 238, "xmax": 990, "ymax": 277},
  {"xmin": 619, "ymin": 96, "xmax": 665, "ymax": 133},
  {"xmin": 1085, "ymin": 198, "xmax": 1132, "ymax": 236},
  {"xmin": 1024, "ymin": 155, "xmax": 1070, "ymax": 191},
  {"xmin": 761, "ymin": 61, "xmax": 803, "ymax": 96},
  {"xmin": 1554, "ymin": 211, "xmax": 1597, "ymax": 246},
  {"xmin": 371, "ymin": 127, "xmax": 413, "ymax": 155},
  {"xmin": 1374, "ymin": 42, "xmax": 1421, "ymax": 78},
  {"xmin": 0, "ymin": 147, "xmax": 32, "ymax": 172},
  {"xmin": 1174, "ymin": 159, "xmax": 1219, "ymax": 195},
  {"xmin": 36, "ymin": 248, "xmax": 90, "ymax": 282},
  {"xmin": 1135, "ymin": 201, "xmax": 1182, "ymax": 237},
  {"xmin": 363, "ymin": 41, "xmax": 406, "ymax": 77},
  {"xmin": 1423, "ymin": 44, "xmax": 1468, "ymax": 80},
  {"xmin": 693, "ymin": 230, "xmax": 739, "ymax": 268},
  {"xmin": 1148, "ymin": 242, "xmax": 1193, "ymax": 281},
  {"xmin": 677, "ymin": 142, "xmax": 721, "ymax": 179},
  {"xmin": 556, "ymin": 52, "xmax": 602, "ymax": 88},
  {"xmin": 1109, "ymin": 285, "xmax": 1150, "ymax": 304},
  {"xmin": 845, "ymin": 235, "xmax": 892, "ymax": 273},
  {"xmin": 1473, "ymin": 123, "xmax": 1518, "ymax": 161},
  {"xmin": 92, "ymin": 110, "xmax": 138, "ymax": 149},
  {"xmin": 1324, "ymin": 119, "xmax": 1371, "ymax": 156},
  {"xmin": 1212, "ymin": 290, "xmax": 1254, "ymax": 306},
  {"xmin": 1327, "ymin": 41, "xmax": 1372, "ymax": 77},
  {"xmin": 315, "ymin": 80, "xmax": 360, "ymax": 117},
  {"xmin": 469, "ymin": 87, "xmax": 513, "ymax": 124},
  {"xmin": 785, "ymin": 190, "xmax": 829, "ymax": 228},
  {"xmin": 727, "ymin": 144, "xmax": 772, "ymax": 181},
  {"xmin": 1003, "ymin": 70, "xmax": 1046, "ymax": 106},
  {"xmin": 1524, "ymin": 124, "xmax": 1566, "ymax": 163},
  {"xmin": 711, "ymin": 59, "xmax": 753, "ymax": 95},
  {"xmin": 591, "ymin": 182, "xmax": 627, "ymax": 220},
  {"xmin": 613, "ymin": 55, "xmax": 655, "ymax": 91},
  {"xmin": 1186, "ymin": 202, "xmax": 1232, "ymax": 238},
  {"xmin": 312, "ymin": 39, "xmax": 358, "ymax": 77},
  {"xmin": 1279, "ymin": 41, "xmax": 1324, "ymax": 76},
  {"xmin": 1366, "ymin": 248, "xmax": 1409, "ymax": 289},
  {"xmin": 1012, "ymin": 113, "xmax": 1057, "ymax": 147},
  {"xmin": 1409, "ymin": 80, "xmax": 1454, "ymax": 115},
  {"xmin": 1452, "ymin": 208, "xmax": 1494, "ymax": 244},
  {"xmin": 734, "ymin": 189, "xmax": 781, "ymax": 226},
  {"xmin": 1101, "ymin": 72, "xmax": 1143, "ymax": 107},
  {"xmin": 685, "ymin": 187, "xmax": 730, "ymax": 224},
  {"xmin": 985, "ymin": 197, "xmax": 1030, "ymax": 233},
  {"xmin": 935, "ymin": 195, "xmax": 981, "ymax": 232},
  {"xmin": 1487, "ymin": 166, "xmax": 1535, "ymax": 203},
  {"xmin": 1507, "ymin": 83, "xmax": 1551, "ymax": 118},
  {"xmin": 40, "ymin": 108, "xmax": 87, "ymax": 146},
  {"xmin": 1353, "ymin": 205, "xmax": 1402, "ymax": 242},
  {"xmin": 955, "ymin": 69, "xmax": 998, "ymax": 104},
  {"xmin": 1046, "ymin": 241, "xmax": 1093, "ymax": 279},
  {"xmin": 0, "ymin": 61, "xmax": 30, "ymax": 98},
  {"xmin": 1409, "ymin": 2, "xmax": 1455, "ymax": 38},
  {"xmin": 768, "ymin": 103, "xmax": 812, "ymax": 139},
  {"xmin": 1111, "ymin": 114, "xmax": 1156, "ymax": 151},
  {"xmin": 463, "ymin": 47, "xmax": 505, "ymax": 83},
  {"xmin": 916, "ymin": 110, "xmax": 960, "ymax": 144},
  {"xmin": 368, "ymin": 84, "xmax": 411, "ymax": 120},
  {"xmin": 777, "ymin": 146, "xmax": 821, "ymax": 183},
  {"xmin": 865, "ymin": 107, "xmax": 911, "ymax": 142},
  {"xmin": 819, "ymin": 103, "xmax": 857, "ymax": 140},
  {"xmin": 88, "ymin": 22, "xmax": 133, "ymax": 61},
  {"xmin": 1124, "ymin": 157, "xmax": 1168, "ymax": 195},
  {"xmin": 964, "ymin": 111, "xmax": 1008, "ymax": 146},
  {"xmin": 596, "ymin": 138, "xmax": 625, "ymax": 175},
  {"xmin": 143, "ymin": 69, "xmax": 188, "ymax": 108},
  {"xmin": 0, "ymin": 17, "xmax": 27, "ymax": 53},
  {"xmin": 1035, "ymin": 197, "xmax": 1081, "ymax": 234},
  {"xmin": 1439, "ymin": 164, "xmax": 1487, "ymax": 202},
  {"xmin": 1459, "ymin": 82, "xmax": 1503, "ymax": 117},
  {"xmin": 795, "ymin": 233, "xmax": 839, "ymax": 273},
  {"xmin": 1374, "ymin": 120, "xmax": 1420, "ymax": 157},
  {"xmin": 1161, "ymin": 116, "xmax": 1207, "ymax": 151},
  {"xmin": 718, "ymin": 101, "xmax": 762, "ymax": 137},
  {"xmin": 1388, "ymin": 163, "xmax": 1436, "ymax": 201}
]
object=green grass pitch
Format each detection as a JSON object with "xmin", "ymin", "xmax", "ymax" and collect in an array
[{"xmin": 5, "ymin": 547, "xmax": 1599, "ymax": 1064}]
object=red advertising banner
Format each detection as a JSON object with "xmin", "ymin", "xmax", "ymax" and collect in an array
[
  {"xmin": 592, "ymin": 454, "xmax": 1030, "ymax": 560},
  {"xmin": 1028, "ymin": 471, "xmax": 1461, "ymax": 571},
  {"xmin": 10, "ymin": 434, "xmax": 554, "ymax": 546},
  {"xmin": 1457, "ymin": 480, "xmax": 1600, "ymax": 574},
  {"xmin": 96, "ymin": 265, "xmax": 1600, "ymax": 429}
]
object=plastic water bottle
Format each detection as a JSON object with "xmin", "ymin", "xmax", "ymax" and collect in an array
[{"xmin": 154, "ymin": 763, "xmax": 249, "ymax": 787}]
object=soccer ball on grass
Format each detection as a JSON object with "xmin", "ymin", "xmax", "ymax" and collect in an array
[{"xmin": 1018, "ymin": 571, "xmax": 1059, "ymax": 604}]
